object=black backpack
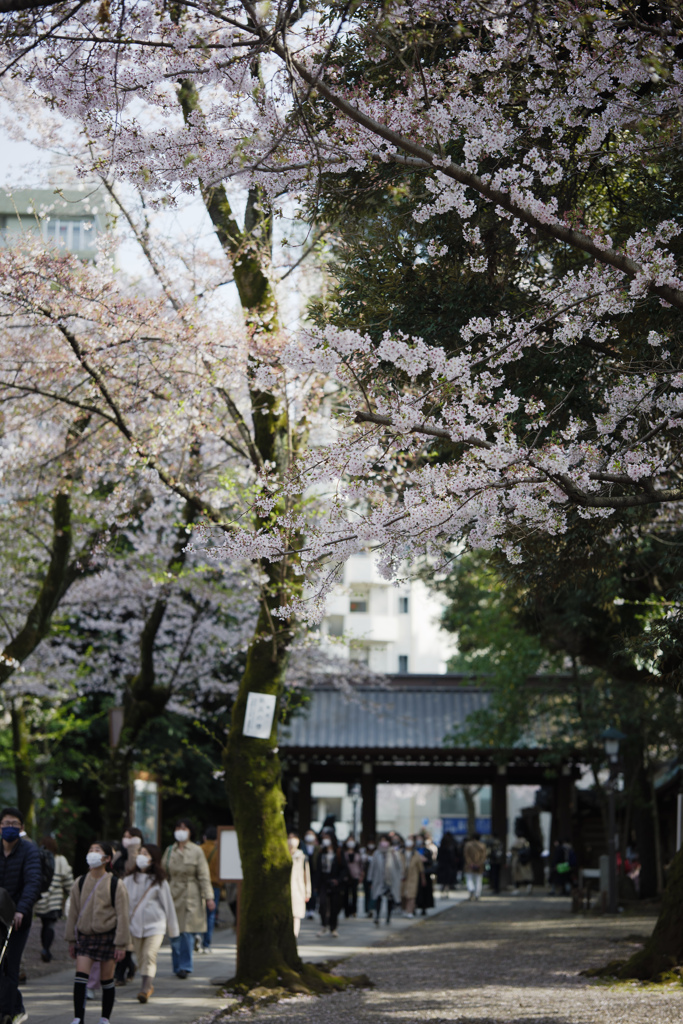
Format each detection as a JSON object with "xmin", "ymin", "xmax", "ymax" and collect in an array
[{"xmin": 39, "ymin": 848, "xmax": 55, "ymax": 895}]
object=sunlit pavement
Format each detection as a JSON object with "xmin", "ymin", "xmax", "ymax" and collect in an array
[{"xmin": 21, "ymin": 891, "xmax": 468, "ymax": 1023}]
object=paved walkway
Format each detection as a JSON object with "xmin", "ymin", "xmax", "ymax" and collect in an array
[
  {"xmin": 216, "ymin": 895, "xmax": 682, "ymax": 1024},
  {"xmin": 18, "ymin": 892, "xmax": 459, "ymax": 1023}
]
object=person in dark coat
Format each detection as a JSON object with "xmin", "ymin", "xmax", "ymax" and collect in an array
[
  {"xmin": 0, "ymin": 806, "xmax": 42, "ymax": 1024},
  {"xmin": 415, "ymin": 837, "xmax": 435, "ymax": 915},
  {"xmin": 436, "ymin": 832, "xmax": 459, "ymax": 896},
  {"xmin": 313, "ymin": 831, "xmax": 348, "ymax": 937}
]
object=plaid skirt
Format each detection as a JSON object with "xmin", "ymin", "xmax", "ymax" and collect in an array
[{"xmin": 75, "ymin": 928, "xmax": 117, "ymax": 961}]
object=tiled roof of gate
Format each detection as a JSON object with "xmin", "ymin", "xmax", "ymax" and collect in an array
[{"xmin": 279, "ymin": 685, "xmax": 489, "ymax": 750}]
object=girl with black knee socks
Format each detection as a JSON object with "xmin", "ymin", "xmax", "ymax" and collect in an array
[{"xmin": 65, "ymin": 841, "xmax": 131, "ymax": 1024}]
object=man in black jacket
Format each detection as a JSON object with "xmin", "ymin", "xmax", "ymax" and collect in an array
[{"xmin": 0, "ymin": 807, "xmax": 41, "ymax": 1024}]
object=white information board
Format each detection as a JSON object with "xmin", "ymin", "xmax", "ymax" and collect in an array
[
  {"xmin": 243, "ymin": 692, "xmax": 276, "ymax": 739},
  {"xmin": 218, "ymin": 827, "xmax": 243, "ymax": 881}
]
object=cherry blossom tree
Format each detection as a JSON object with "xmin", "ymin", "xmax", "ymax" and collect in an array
[{"xmin": 1, "ymin": 0, "xmax": 683, "ymax": 983}]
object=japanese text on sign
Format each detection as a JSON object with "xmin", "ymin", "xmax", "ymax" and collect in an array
[{"xmin": 242, "ymin": 692, "xmax": 276, "ymax": 739}]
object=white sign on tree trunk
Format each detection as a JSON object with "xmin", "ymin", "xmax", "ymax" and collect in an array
[{"xmin": 242, "ymin": 691, "xmax": 277, "ymax": 739}]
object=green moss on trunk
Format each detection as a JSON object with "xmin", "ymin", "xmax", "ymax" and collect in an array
[{"xmin": 225, "ymin": 601, "xmax": 300, "ymax": 987}]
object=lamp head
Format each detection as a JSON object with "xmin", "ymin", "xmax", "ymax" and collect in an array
[{"xmin": 601, "ymin": 726, "xmax": 626, "ymax": 763}]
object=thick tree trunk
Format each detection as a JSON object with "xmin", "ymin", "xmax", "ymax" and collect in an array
[
  {"xmin": 613, "ymin": 846, "xmax": 683, "ymax": 978},
  {"xmin": 224, "ymin": 601, "xmax": 301, "ymax": 988},
  {"xmin": 0, "ymin": 492, "xmax": 76, "ymax": 685}
]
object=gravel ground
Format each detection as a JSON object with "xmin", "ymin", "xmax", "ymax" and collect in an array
[{"xmin": 225, "ymin": 894, "xmax": 682, "ymax": 1024}]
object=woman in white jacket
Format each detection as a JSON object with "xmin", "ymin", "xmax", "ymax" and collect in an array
[{"xmin": 122, "ymin": 843, "xmax": 179, "ymax": 1004}]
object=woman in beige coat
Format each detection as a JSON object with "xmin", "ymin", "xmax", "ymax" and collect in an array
[
  {"xmin": 401, "ymin": 837, "xmax": 425, "ymax": 918},
  {"xmin": 162, "ymin": 818, "xmax": 214, "ymax": 978},
  {"xmin": 288, "ymin": 833, "xmax": 311, "ymax": 937}
]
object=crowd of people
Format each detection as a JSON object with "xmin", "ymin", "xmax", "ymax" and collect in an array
[
  {"xmin": 0, "ymin": 807, "xmax": 230, "ymax": 1024},
  {"xmin": 0, "ymin": 803, "xmax": 581, "ymax": 1024},
  {"xmin": 288, "ymin": 824, "xmax": 581, "ymax": 939},
  {"xmin": 288, "ymin": 826, "xmax": 522, "ymax": 938}
]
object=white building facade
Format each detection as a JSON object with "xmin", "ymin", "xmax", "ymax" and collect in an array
[{"xmin": 320, "ymin": 552, "xmax": 456, "ymax": 675}]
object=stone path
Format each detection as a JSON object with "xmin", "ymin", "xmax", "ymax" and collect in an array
[{"xmin": 213, "ymin": 895, "xmax": 682, "ymax": 1024}]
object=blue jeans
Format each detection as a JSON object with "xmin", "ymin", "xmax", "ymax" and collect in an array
[
  {"xmin": 170, "ymin": 932, "xmax": 194, "ymax": 974},
  {"xmin": 203, "ymin": 886, "xmax": 221, "ymax": 948}
]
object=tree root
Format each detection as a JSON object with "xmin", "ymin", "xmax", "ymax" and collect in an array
[
  {"xmin": 214, "ymin": 961, "xmax": 373, "ymax": 1014},
  {"xmin": 582, "ymin": 955, "xmax": 683, "ymax": 984}
]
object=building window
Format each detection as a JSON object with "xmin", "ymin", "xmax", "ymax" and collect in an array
[
  {"xmin": 349, "ymin": 599, "xmax": 367, "ymax": 613},
  {"xmin": 44, "ymin": 218, "xmax": 96, "ymax": 251},
  {"xmin": 398, "ymin": 654, "xmax": 409, "ymax": 674},
  {"xmin": 327, "ymin": 615, "xmax": 344, "ymax": 637},
  {"xmin": 399, "ymin": 596, "xmax": 409, "ymax": 614}
]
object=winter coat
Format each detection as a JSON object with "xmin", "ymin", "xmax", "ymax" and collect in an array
[
  {"xmin": 0, "ymin": 838, "xmax": 42, "ymax": 920},
  {"xmin": 436, "ymin": 836, "xmax": 459, "ymax": 886},
  {"xmin": 35, "ymin": 853, "xmax": 73, "ymax": 916},
  {"xmin": 511, "ymin": 839, "xmax": 534, "ymax": 883},
  {"xmin": 401, "ymin": 850, "xmax": 425, "ymax": 900},
  {"xmin": 65, "ymin": 872, "xmax": 131, "ymax": 950},
  {"xmin": 463, "ymin": 839, "xmax": 488, "ymax": 874},
  {"xmin": 200, "ymin": 840, "xmax": 221, "ymax": 886},
  {"xmin": 123, "ymin": 872, "xmax": 180, "ymax": 939},
  {"xmin": 367, "ymin": 849, "xmax": 402, "ymax": 903},
  {"xmin": 163, "ymin": 841, "xmax": 214, "ymax": 934},
  {"xmin": 313, "ymin": 849, "xmax": 348, "ymax": 891},
  {"xmin": 344, "ymin": 848, "xmax": 364, "ymax": 881},
  {"xmin": 290, "ymin": 849, "xmax": 311, "ymax": 919}
]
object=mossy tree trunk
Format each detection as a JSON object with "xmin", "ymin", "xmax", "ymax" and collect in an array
[
  {"xmin": 615, "ymin": 846, "xmax": 683, "ymax": 978},
  {"xmin": 224, "ymin": 592, "xmax": 301, "ymax": 986}
]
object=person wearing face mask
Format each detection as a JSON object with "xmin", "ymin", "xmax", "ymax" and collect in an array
[
  {"xmin": 287, "ymin": 834, "xmax": 311, "ymax": 938},
  {"xmin": 360, "ymin": 841, "xmax": 376, "ymax": 916},
  {"xmin": 301, "ymin": 831, "xmax": 319, "ymax": 920},
  {"xmin": 313, "ymin": 831, "xmax": 348, "ymax": 938},
  {"xmin": 65, "ymin": 841, "xmax": 131, "ymax": 1024},
  {"xmin": 34, "ymin": 835, "xmax": 74, "ymax": 963},
  {"xmin": 0, "ymin": 807, "xmax": 41, "ymax": 1024},
  {"xmin": 112, "ymin": 828, "xmax": 143, "ymax": 987},
  {"xmin": 200, "ymin": 826, "xmax": 222, "ymax": 954},
  {"xmin": 162, "ymin": 819, "xmax": 214, "ymax": 978},
  {"xmin": 123, "ymin": 844, "xmax": 179, "ymax": 1003},
  {"xmin": 401, "ymin": 836, "xmax": 426, "ymax": 918},
  {"xmin": 367, "ymin": 834, "xmax": 402, "ymax": 927},
  {"xmin": 112, "ymin": 828, "xmax": 143, "ymax": 880},
  {"xmin": 342, "ymin": 836, "xmax": 363, "ymax": 919}
]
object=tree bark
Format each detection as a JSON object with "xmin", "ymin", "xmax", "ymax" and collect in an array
[
  {"xmin": 224, "ymin": 597, "xmax": 301, "ymax": 987},
  {"xmin": 613, "ymin": 847, "xmax": 683, "ymax": 978},
  {"xmin": 0, "ymin": 491, "xmax": 76, "ymax": 685},
  {"xmin": 102, "ymin": 500, "xmax": 198, "ymax": 835}
]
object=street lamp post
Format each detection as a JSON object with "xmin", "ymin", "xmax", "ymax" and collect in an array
[{"xmin": 601, "ymin": 727, "xmax": 626, "ymax": 914}]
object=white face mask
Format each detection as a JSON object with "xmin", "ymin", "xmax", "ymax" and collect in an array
[
  {"xmin": 346, "ymin": 841, "xmax": 355, "ymax": 848},
  {"xmin": 86, "ymin": 852, "xmax": 105, "ymax": 869},
  {"xmin": 136, "ymin": 854, "xmax": 151, "ymax": 871},
  {"xmin": 405, "ymin": 840, "xmax": 414, "ymax": 848},
  {"xmin": 174, "ymin": 829, "xmax": 190, "ymax": 843},
  {"xmin": 305, "ymin": 835, "xmax": 315, "ymax": 844},
  {"xmin": 288, "ymin": 838, "xmax": 300, "ymax": 851},
  {"xmin": 122, "ymin": 836, "xmax": 141, "ymax": 849},
  {"xmin": 322, "ymin": 837, "xmax": 332, "ymax": 847}
]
